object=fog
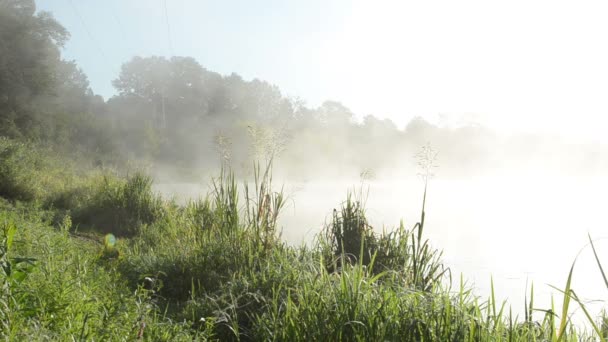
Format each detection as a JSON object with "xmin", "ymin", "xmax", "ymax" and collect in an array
[
  {"xmin": 148, "ymin": 108, "xmax": 608, "ymax": 326},
  {"xmin": 4, "ymin": 0, "xmax": 608, "ymax": 328},
  {"xmin": 156, "ymin": 153, "xmax": 608, "ymax": 325}
]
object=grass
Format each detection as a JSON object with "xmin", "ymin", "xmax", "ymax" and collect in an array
[
  {"xmin": 0, "ymin": 137, "xmax": 606, "ymax": 340},
  {"xmin": 71, "ymin": 172, "xmax": 166, "ymax": 236}
]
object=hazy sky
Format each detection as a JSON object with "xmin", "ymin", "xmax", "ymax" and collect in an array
[{"xmin": 38, "ymin": 0, "xmax": 608, "ymax": 141}]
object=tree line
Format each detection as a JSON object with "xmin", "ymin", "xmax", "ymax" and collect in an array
[{"xmin": 6, "ymin": 0, "xmax": 598, "ymax": 180}]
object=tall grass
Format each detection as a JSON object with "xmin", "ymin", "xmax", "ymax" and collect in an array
[
  {"xmin": 324, "ymin": 190, "xmax": 376, "ymax": 269},
  {"xmin": 72, "ymin": 172, "xmax": 165, "ymax": 236},
  {"xmin": 548, "ymin": 234, "xmax": 608, "ymax": 342},
  {"xmin": 0, "ymin": 138, "xmax": 72, "ymax": 203},
  {"xmin": 245, "ymin": 161, "xmax": 287, "ymax": 255},
  {"xmin": 0, "ymin": 205, "xmax": 203, "ymax": 340},
  {"xmin": 0, "ymin": 138, "xmax": 605, "ymax": 340}
]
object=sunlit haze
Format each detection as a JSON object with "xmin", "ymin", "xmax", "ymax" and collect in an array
[
  {"xmin": 39, "ymin": 0, "xmax": 608, "ymax": 141},
  {"xmin": 3, "ymin": 1, "xmax": 608, "ymax": 337}
]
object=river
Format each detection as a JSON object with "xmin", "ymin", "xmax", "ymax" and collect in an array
[{"xmin": 155, "ymin": 173, "xmax": 608, "ymax": 326}]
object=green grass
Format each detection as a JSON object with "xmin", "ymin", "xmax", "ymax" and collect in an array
[
  {"xmin": 71, "ymin": 172, "xmax": 166, "ymax": 236},
  {"xmin": 0, "ymin": 138, "xmax": 606, "ymax": 341}
]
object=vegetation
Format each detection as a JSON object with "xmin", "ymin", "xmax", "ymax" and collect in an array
[
  {"xmin": 1, "ymin": 1, "xmax": 607, "ymax": 340},
  {"xmin": 4, "ymin": 0, "xmax": 607, "ymax": 182},
  {"xmin": 0, "ymin": 139, "xmax": 605, "ymax": 341}
]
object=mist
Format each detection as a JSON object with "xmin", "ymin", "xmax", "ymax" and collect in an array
[{"xmin": 3, "ymin": 0, "xmax": 608, "ymax": 335}]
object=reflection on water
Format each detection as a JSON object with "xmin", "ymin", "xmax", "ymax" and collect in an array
[{"xmin": 155, "ymin": 174, "xmax": 608, "ymax": 325}]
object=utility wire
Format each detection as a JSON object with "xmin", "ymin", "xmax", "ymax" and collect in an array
[
  {"xmin": 108, "ymin": 0, "xmax": 128, "ymax": 46},
  {"xmin": 67, "ymin": 0, "xmax": 120, "ymax": 100},
  {"xmin": 163, "ymin": 0, "xmax": 174, "ymax": 56},
  {"xmin": 67, "ymin": 0, "xmax": 110, "ymax": 63}
]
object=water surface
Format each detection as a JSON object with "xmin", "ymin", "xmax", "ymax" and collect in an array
[{"xmin": 155, "ymin": 174, "xmax": 608, "ymax": 325}]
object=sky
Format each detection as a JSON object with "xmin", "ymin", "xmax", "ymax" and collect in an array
[{"xmin": 37, "ymin": 0, "xmax": 608, "ymax": 141}]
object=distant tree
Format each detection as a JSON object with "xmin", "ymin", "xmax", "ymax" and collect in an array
[
  {"xmin": 0, "ymin": 0, "xmax": 69, "ymax": 138},
  {"xmin": 110, "ymin": 56, "xmax": 214, "ymax": 164},
  {"xmin": 110, "ymin": 56, "xmax": 301, "ymax": 167},
  {"xmin": 112, "ymin": 56, "xmax": 209, "ymax": 127},
  {"xmin": 404, "ymin": 116, "xmax": 437, "ymax": 144},
  {"xmin": 316, "ymin": 100, "xmax": 353, "ymax": 126}
]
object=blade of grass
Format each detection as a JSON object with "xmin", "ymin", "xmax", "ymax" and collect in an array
[
  {"xmin": 556, "ymin": 262, "xmax": 575, "ymax": 341},
  {"xmin": 569, "ymin": 289, "xmax": 606, "ymax": 342},
  {"xmin": 588, "ymin": 234, "xmax": 608, "ymax": 291}
]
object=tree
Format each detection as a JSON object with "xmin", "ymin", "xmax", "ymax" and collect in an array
[
  {"xmin": 0, "ymin": 0, "xmax": 69, "ymax": 137},
  {"xmin": 112, "ymin": 56, "xmax": 211, "ymax": 126},
  {"xmin": 316, "ymin": 100, "xmax": 353, "ymax": 126}
]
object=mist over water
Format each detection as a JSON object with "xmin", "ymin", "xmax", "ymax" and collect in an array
[
  {"xmin": 155, "ymin": 162, "xmax": 608, "ymax": 325},
  {"xmin": 6, "ymin": 1, "xmax": 608, "ymax": 337}
]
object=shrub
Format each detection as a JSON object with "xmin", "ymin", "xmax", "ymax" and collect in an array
[
  {"xmin": 323, "ymin": 191, "xmax": 377, "ymax": 269},
  {"xmin": 0, "ymin": 138, "xmax": 43, "ymax": 202},
  {"xmin": 73, "ymin": 172, "xmax": 165, "ymax": 236},
  {"xmin": 0, "ymin": 137, "xmax": 92, "ymax": 208},
  {"xmin": 118, "ymin": 164, "xmax": 286, "ymax": 302},
  {"xmin": 321, "ymin": 165, "xmax": 448, "ymax": 292}
]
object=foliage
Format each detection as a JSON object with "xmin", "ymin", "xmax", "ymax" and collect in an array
[
  {"xmin": 0, "ymin": 219, "xmax": 36, "ymax": 337},
  {"xmin": 0, "ymin": 0, "xmax": 68, "ymax": 133},
  {"xmin": 0, "ymin": 2, "xmax": 607, "ymax": 340},
  {"xmin": 244, "ymin": 161, "xmax": 287, "ymax": 255},
  {"xmin": 0, "ymin": 138, "xmax": 42, "ymax": 202},
  {"xmin": 0, "ymin": 0, "xmax": 533, "ymax": 180},
  {"xmin": 0, "ymin": 0, "xmax": 112, "ymax": 156},
  {"xmin": 0, "ymin": 137, "xmax": 86, "ymax": 203},
  {"xmin": 0, "ymin": 152, "xmax": 605, "ymax": 340},
  {"xmin": 324, "ymin": 191, "xmax": 376, "ymax": 269},
  {"xmin": 0, "ymin": 203, "xmax": 203, "ymax": 340},
  {"xmin": 73, "ymin": 172, "xmax": 165, "ymax": 237}
]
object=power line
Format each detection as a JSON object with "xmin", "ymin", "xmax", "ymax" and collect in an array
[
  {"xmin": 163, "ymin": 0, "xmax": 174, "ymax": 56},
  {"xmin": 67, "ymin": 0, "xmax": 110, "ymax": 63},
  {"xmin": 108, "ymin": 0, "xmax": 127, "ymax": 45}
]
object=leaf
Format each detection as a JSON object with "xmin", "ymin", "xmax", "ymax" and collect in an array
[
  {"xmin": 556, "ymin": 262, "xmax": 575, "ymax": 341},
  {"xmin": 5, "ymin": 221, "xmax": 16, "ymax": 250},
  {"xmin": 588, "ymin": 234, "xmax": 608, "ymax": 291},
  {"xmin": 569, "ymin": 289, "xmax": 606, "ymax": 342}
]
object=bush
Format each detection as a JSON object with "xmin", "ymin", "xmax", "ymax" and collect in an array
[
  {"xmin": 73, "ymin": 172, "xmax": 165, "ymax": 236},
  {"xmin": 0, "ymin": 138, "xmax": 44, "ymax": 202},
  {"xmin": 321, "ymin": 188, "xmax": 449, "ymax": 292},
  {"xmin": 0, "ymin": 203, "xmax": 203, "ymax": 340},
  {"xmin": 323, "ymin": 191, "xmax": 377, "ymax": 269},
  {"xmin": 0, "ymin": 137, "xmax": 93, "ymax": 208}
]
